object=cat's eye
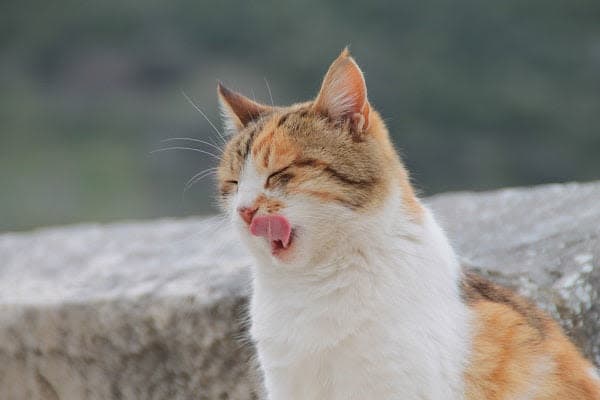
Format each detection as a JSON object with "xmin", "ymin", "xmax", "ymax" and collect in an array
[
  {"xmin": 222, "ymin": 180, "xmax": 238, "ymax": 196},
  {"xmin": 265, "ymin": 167, "xmax": 293, "ymax": 188}
]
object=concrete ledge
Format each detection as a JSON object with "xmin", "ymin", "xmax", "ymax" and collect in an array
[{"xmin": 1, "ymin": 182, "xmax": 599, "ymax": 399}]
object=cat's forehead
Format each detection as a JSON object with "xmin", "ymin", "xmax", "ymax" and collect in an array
[{"xmin": 226, "ymin": 107, "xmax": 331, "ymax": 170}]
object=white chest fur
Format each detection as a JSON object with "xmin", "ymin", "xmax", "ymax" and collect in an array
[{"xmin": 247, "ymin": 201, "xmax": 471, "ymax": 400}]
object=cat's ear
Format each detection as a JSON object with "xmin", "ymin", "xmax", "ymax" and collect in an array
[
  {"xmin": 313, "ymin": 48, "xmax": 371, "ymax": 132},
  {"xmin": 217, "ymin": 82, "xmax": 272, "ymax": 134}
]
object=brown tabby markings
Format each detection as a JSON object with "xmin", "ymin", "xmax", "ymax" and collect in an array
[{"xmin": 219, "ymin": 107, "xmax": 419, "ymax": 213}]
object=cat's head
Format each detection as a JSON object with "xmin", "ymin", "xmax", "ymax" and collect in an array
[{"xmin": 217, "ymin": 49, "xmax": 422, "ymax": 268}]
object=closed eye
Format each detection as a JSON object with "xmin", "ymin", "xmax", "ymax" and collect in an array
[
  {"xmin": 219, "ymin": 179, "xmax": 239, "ymax": 198},
  {"xmin": 265, "ymin": 158, "xmax": 326, "ymax": 188},
  {"xmin": 265, "ymin": 166, "xmax": 292, "ymax": 188}
]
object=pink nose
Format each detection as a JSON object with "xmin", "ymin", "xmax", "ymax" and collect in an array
[{"xmin": 238, "ymin": 206, "xmax": 258, "ymax": 225}]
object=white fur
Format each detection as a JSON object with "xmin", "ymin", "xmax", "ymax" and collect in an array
[{"xmin": 231, "ymin": 158, "xmax": 471, "ymax": 400}]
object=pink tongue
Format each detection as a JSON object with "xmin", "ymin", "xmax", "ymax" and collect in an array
[{"xmin": 249, "ymin": 215, "xmax": 292, "ymax": 247}]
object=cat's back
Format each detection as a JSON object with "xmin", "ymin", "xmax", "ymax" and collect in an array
[{"xmin": 462, "ymin": 271, "xmax": 600, "ymax": 399}]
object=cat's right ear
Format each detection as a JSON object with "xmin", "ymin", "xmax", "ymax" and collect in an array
[{"xmin": 217, "ymin": 82, "xmax": 272, "ymax": 134}]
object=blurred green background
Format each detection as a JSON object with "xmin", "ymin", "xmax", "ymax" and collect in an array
[{"xmin": 1, "ymin": 0, "xmax": 599, "ymax": 231}]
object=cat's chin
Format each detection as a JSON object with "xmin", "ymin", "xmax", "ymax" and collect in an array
[{"xmin": 239, "ymin": 227, "xmax": 297, "ymax": 264}]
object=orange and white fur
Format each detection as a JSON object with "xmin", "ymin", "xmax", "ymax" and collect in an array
[{"xmin": 216, "ymin": 49, "xmax": 600, "ymax": 399}]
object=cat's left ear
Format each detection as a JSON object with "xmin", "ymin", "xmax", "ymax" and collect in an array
[
  {"xmin": 313, "ymin": 48, "xmax": 371, "ymax": 132},
  {"xmin": 217, "ymin": 82, "xmax": 272, "ymax": 134}
]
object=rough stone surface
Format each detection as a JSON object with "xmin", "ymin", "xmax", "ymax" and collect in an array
[
  {"xmin": 0, "ymin": 219, "xmax": 258, "ymax": 400},
  {"xmin": 0, "ymin": 181, "xmax": 599, "ymax": 399}
]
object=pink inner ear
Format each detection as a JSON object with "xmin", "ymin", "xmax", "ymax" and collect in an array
[
  {"xmin": 249, "ymin": 215, "xmax": 292, "ymax": 247},
  {"xmin": 314, "ymin": 52, "xmax": 369, "ymax": 130}
]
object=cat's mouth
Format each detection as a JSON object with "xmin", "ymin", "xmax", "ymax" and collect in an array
[
  {"xmin": 249, "ymin": 214, "xmax": 294, "ymax": 257},
  {"xmin": 269, "ymin": 230, "xmax": 294, "ymax": 255}
]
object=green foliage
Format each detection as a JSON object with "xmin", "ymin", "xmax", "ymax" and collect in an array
[{"xmin": 1, "ymin": 0, "xmax": 599, "ymax": 230}]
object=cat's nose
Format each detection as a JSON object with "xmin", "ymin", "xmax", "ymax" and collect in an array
[{"xmin": 238, "ymin": 206, "xmax": 258, "ymax": 225}]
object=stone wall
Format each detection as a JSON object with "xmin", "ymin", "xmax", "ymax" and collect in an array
[{"xmin": 1, "ymin": 182, "xmax": 599, "ymax": 399}]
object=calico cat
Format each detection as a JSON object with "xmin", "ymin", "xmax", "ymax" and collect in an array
[{"xmin": 216, "ymin": 49, "xmax": 600, "ymax": 399}]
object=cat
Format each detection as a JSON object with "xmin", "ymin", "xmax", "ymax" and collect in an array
[{"xmin": 215, "ymin": 49, "xmax": 600, "ymax": 399}]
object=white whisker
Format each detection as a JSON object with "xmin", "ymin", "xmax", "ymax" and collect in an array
[
  {"xmin": 181, "ymin": 90, "xmax": 226, "ymax": 144},
  {"xmin": 184, "ymin": 168, "xmax": 218, "ymax": 193},
  {"xmin": 161, "ymin": 137, "xmax": 224, "ymax": 154},
  {"xmin": 264, "ymin": 77, "xmax": 274, "ymax": 106},
  {"xmin": 150, "ymin": 146, "xmax": 222, "ymax": 162}
]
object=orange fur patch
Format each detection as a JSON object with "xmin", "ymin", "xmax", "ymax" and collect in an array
[
  {"xmin": 365, "ymin": 110, "xmax": 423, "ymax": 220},
  {"xmin": 252, "ymin": 194, "xmax": 284, "ymax": 214},
  {"xmin": 253, "ymin": 115, "xmax": 299, "ymax": 174},
  {"xmin": 464, "ymin": 274, "xmax": 600, "ymax": 399}
]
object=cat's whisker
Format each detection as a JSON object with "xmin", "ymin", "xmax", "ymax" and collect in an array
[
  {"xmin": 150, "ymin": 146, "xmax": 222, "ymax": 162},
  {"xmin": 207, "ymin": 135, "xmax": 225, "ymax": 150},
  {"xmin": 264, "ymin": 77, "xmax": 274, "ymax": 107},
  {"xmin": 184, "ymin": 168, "xmax": 218, "ymax": 193},
  {"xmin": 160, "ymin": 137, "xmax": 224, "ymax": 154},
  {"xmin": 181, "ymin": 90, "xmax": 227, "ymax": 144}
]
